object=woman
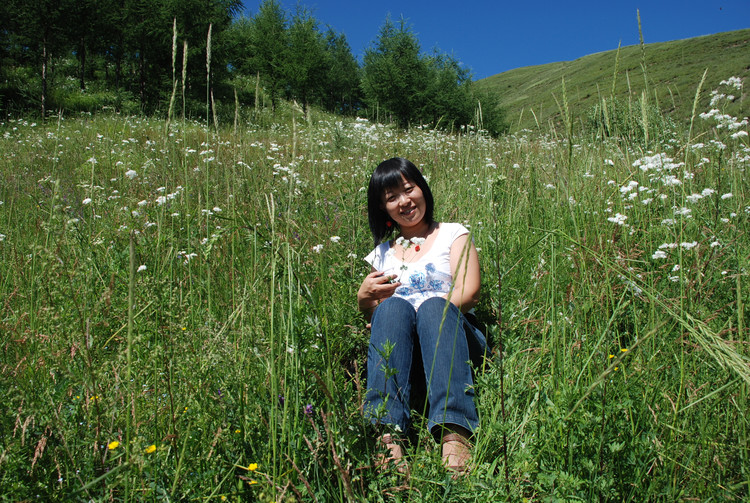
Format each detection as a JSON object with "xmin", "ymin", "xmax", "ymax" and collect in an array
[{"xmin": 357, "ymin": 157, "xmax": 489, "ymax": 473}]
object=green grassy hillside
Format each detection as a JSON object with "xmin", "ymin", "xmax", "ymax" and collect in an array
[{"xmin": 477, "ymin": 29, "xmax": 750, "ymax": 133}]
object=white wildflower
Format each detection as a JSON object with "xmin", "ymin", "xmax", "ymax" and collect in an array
[
  {"xmin": 312, "ymin": 244, "xmax": 324, "ymax": 253},
  {"xmin": 82, "ymin": 198, "xmax": 92, "ymax": 205},
  {"xmin": 652, "ymin": 250, "xmax": 668, "ymax": 260},
  {"xmin": 607, "ymin": 213, "xmax": 628, "ymax": 225},
  {"xmin": 721, "ymin": 192, "xmax": 733, "ymax": 200},
  {"xmin": 662, "ymin": 175, "xmax": 681, "ymax": 186},
  {"xmin": 330, "ymin": 236, "xmax": 341, "ymax": 243},
  {"xmin": 125, "ymin": 169, "xmax": 138, "ymax": 179},
  {"xmin": 137, "ymin": 265, "xmax": 147, "ymax": 273},
  {"xmin": 680, "ymin": 241, "xmax": 698, "ymax": 250},
  {"xmin": 720, "ymin": 77, "xmax": 743, "ymax": 90}
]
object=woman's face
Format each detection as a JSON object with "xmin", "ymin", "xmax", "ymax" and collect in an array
[{"xmin": 382, "ymin": 175, "xmax": 427, "ymax": 230}]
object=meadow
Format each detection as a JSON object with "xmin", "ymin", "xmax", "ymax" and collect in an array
[{"xmin": 1, "ymin": 77, "xmax": 749, "ymax": 501}]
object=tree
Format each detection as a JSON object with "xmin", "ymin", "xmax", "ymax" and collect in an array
[
  {"xmin": 421, "ymin": 51, "xmax": 474, "ymax": 128},
  {"xmin": 361, "ymin": 17, "xmax": 426, "ymax": 128},
  {"xmin": 64, "ymin": 0, "xmax": 100, "ymax": 90},
  {"xmin": 167, "ymin": 0, "xmax": 243, "ymax": 109},
  {"xmin": 249, "ymin": 0, "xmax": 287, "ymax": 110},
  {"xmin": 323, "ymin": 29, "xmax": 361, "ymax": 115},
  {"xmin": 285, "ymin": 7, "xmax": 327, "ymax": 110},
  {"xmin": 6, "ymin": 0, "xmax": 69, "ymax": 118},
  {"xmin": 361, "ymin": 16, "xmax": 507, "ymax": 135}
]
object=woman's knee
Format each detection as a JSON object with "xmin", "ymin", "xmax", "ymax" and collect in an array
[
  {"xmin": 373, "ymin": 296, "xmax": 415, "ymax": 323},
  {"xmin": 416, "ymin": 297, "xmax": 460, "ymax": 329}
]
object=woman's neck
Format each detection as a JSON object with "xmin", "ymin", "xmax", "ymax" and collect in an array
[{"xmin": 399, "ymin": 220, "xmax": 434, "ymax": 240}]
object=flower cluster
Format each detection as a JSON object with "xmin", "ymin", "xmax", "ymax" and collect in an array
[{"xmin": 395, "ymin": 236, "xmax": 426, "ymax": 252}]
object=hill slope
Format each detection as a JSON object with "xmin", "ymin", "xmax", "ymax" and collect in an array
[{"xmin": 476, "ymin": 29, "xmax": 750, "ymax": 133}]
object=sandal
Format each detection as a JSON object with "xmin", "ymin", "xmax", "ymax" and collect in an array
[
  {"xmin": 441, "ymin": 432, "xmax": 471, "ymax": 473},
  {"xmin": 376, "ymin": 433, "xmax": 408, "ymax": 474}
]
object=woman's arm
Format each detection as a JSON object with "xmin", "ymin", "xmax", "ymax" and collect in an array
[
  {"xmin": 446, "ymin": 233, "xmax": 481, "ymax": 313},
  {"xmin": 357, "ymin": 267, "xmax": 401, "ymax": 322}
]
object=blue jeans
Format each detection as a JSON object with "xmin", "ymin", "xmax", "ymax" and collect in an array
[{"xmin": 364, "ymin": 296, "xmax": 489, "ymax": 434}]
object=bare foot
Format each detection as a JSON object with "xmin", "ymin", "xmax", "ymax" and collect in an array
[
  {"xmin": 441, "ymin": 431, "xmax": 471, "ymax": 474},
  {"xmin": 377, "ymin": 433, "xmax": 408, "ymax": 474}
]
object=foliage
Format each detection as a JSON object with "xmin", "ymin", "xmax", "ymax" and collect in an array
[
  {"xmin": 361, "ymin": 17, "xmax": 507, "ymax": 135},
  {"xmin": 0, "ymin": 0, "xmax": 501, "ymax": 134},
  {"xmin": 361, "ymin": 17, "xmax": 428, "ymax": 128}
]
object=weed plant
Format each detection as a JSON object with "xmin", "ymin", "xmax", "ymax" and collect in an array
[{"xmin": 0, "ymin": 78, "xmax": 748, "ymax": 501}]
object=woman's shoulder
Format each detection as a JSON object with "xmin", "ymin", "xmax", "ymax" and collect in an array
[{"xmin": 438, "ymin": 222, "xmax": 470, "ymax": 241}]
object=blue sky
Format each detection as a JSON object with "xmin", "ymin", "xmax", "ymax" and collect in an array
[{"xmin": 241, "ymin": 0, "xmax": 749, "ymax": 80}]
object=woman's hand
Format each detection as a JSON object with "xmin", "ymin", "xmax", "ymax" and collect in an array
[{"xmin": 357, "ymin": 270, "xmax": 400, "ymax": 321}]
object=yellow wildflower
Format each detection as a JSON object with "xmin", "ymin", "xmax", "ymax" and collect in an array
[
  {"xmin": 621, "ymin": 348, "xmax": 628, "ymax": 352},
  {"xmin": 145, "ymin": 444, "xmax": 156, "ymax": 454},
  {"xmin": 248, "ymin": 463, "xmax": 258, "ymax": 471},
  {"xmin": 608, "ymin": 354, "xmax": 614, "ymax": 359},
  {"xmin": 108, "ymin": 441, "xmax": 120, "ymax": 450}
]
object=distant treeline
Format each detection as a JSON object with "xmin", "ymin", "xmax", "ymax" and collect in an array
[{"xmin": 0, "ymin": 0, "xmax": 506, "ymax": 134}]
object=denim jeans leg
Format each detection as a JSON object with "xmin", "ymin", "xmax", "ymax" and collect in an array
[
  {"xmin": 364, "ymin": 296, "xmax": 416, "ymax": 432},
  {"xmin": 415, "ymin": 297, "xmax": 479, "ymax": 434}
]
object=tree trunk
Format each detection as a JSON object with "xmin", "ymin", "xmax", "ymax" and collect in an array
[
  {"xmin": 41, "ymin": 35, "xmax": 47, "ymax": 120},
  {"xmin": 115, "ymin": 40, "xmax": 122, "ymax": 89},
  {"xmin": 139, "ymin": 48, "xmax": 146, "ymax": 111},
  {"xmin": 79, "ymin": 36, "xmax": 86, "ymax": 90}
]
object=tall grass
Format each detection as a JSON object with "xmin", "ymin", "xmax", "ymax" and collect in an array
[{"xmin": 0, "ymin": 73, "xmax": 748, "ymax": 501}]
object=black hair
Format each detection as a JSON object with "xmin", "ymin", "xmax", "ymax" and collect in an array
[{"xmin": 367, "ymin": 157, "xmax": 434, "ymax": 245}]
